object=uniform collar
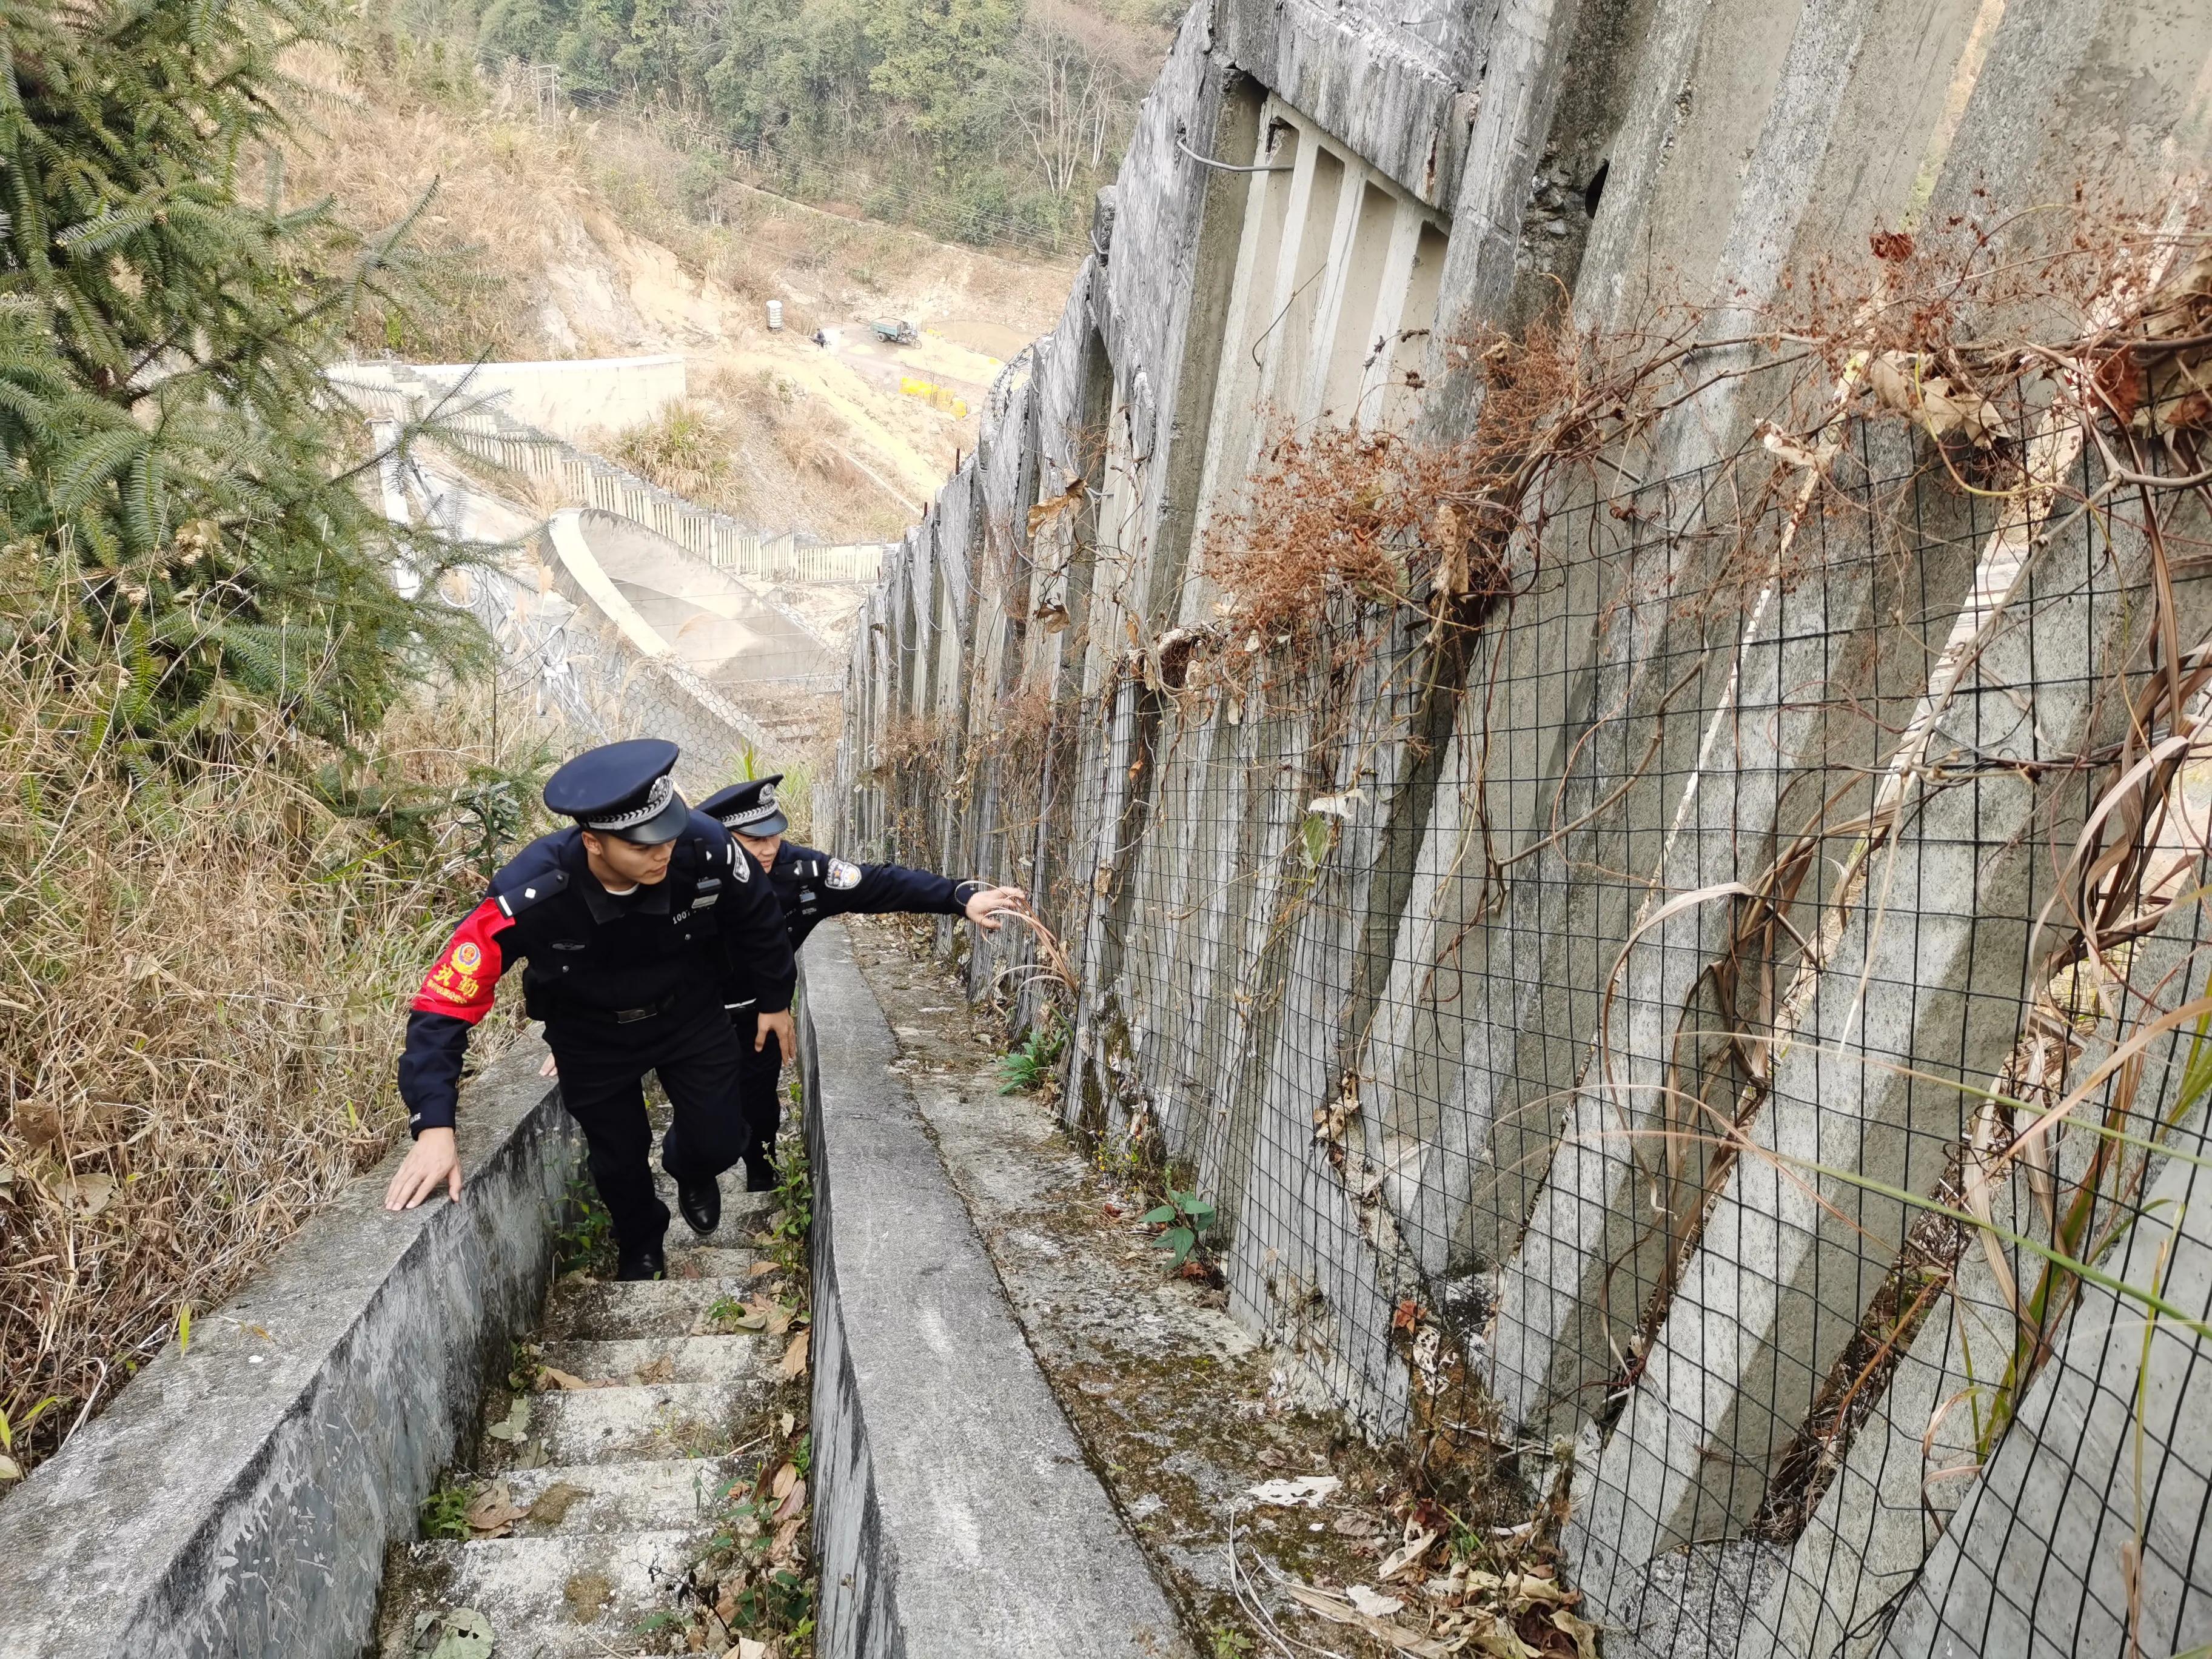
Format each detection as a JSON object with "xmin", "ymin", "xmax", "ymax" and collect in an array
[{"xmin": 560, "ymin": 831, "xmax": 676, "ymax": 922}]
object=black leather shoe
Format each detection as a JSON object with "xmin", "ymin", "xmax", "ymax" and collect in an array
[
  {"xmin": 616, "ymin": 1242, "xmax": 666, "ymax": 1281},
  {"xmin": 743, "ymin": 1150, "xmax": 777, "ymax": 1193},
  {"xmin": 676, "ymin": 1174, "xmax": 721, "ymax": 1235}
]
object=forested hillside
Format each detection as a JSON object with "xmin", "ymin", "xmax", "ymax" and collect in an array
[{"xmin": 375, "ymin": 0, "xmax": 1170, "ymax": 250}]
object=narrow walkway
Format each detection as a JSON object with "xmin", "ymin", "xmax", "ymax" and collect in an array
[{"xmin": 377, "ymin": 1158, "xmax": 808, "ymax": 1658}]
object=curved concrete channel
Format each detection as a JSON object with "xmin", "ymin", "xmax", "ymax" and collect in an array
[{"xmin": 0, "ymin": 929, "xmax": 1185, "ymax": 1659}]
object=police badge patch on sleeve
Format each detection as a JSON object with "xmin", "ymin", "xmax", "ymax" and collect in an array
[{"xmin": 826, "ymin": 858, "xmax": 862, "ymax": 891}]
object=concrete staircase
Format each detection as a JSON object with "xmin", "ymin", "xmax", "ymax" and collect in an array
[{"xmin": 376, "ymin": 1168, "xmax": 788, "ymax": 1659}]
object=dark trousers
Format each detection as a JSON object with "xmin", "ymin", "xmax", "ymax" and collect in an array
[
  {"xmin": 547, "ymin": 1001, "xmax": 749, "ymax": 1255},
  {"xmin": 731, "ymin": 1008, "xmax": 787, "ymax": 1153}
]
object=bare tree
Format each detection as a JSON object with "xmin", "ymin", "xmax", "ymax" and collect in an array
[{"xmin": 1007, "ymin": 19, "xmax": 1122, "ymax": 198}]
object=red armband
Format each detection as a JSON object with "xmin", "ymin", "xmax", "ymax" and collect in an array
[{"xmin": 409, "ymin": 899, "xmax": 511, "ymax": 1025}]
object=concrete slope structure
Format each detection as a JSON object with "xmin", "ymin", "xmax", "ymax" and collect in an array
[
  {"xmin": 830, "ymin": 3, "xmax": 2212, "ymax": 1656},
  {"xmin": 337, "ymin": 360, "xmax": 890, "ymax": 588},
  {"xmin": 802, "ymin": 921, "xmax": 1192, "ymax": 1658}
]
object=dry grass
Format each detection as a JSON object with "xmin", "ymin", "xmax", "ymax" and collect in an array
[{"xmin": 0, "ymin": 649, "xmax": 546, "ymax": 1476}]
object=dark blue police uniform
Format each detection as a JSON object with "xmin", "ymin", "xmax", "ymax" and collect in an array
[
  {"xmin": 399, "ymin": 740, "xmax": 794, "ymax": 1277},
  {"xmin": 699, "ymin": 776, "xmax": 986, "ymax": 1162}
]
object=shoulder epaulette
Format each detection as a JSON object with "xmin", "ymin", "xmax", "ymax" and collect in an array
[{"xmin": 495, "ymin": 870, "xmax": 569, "ymax": 917}]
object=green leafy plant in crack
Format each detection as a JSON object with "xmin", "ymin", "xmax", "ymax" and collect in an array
[
  {"xmin": 768, "ymin": 1145, "xmax": 814, "ymax": 1276},
  {"xmin": 997, "ymin": 1017, "xmax": 1066, "ymax": 1094},
  {"xmin": 556, "ymin": 1176, "xmax": 617, "ymax": 1276},
  {"xmin": 420, "ymin": 1481, "xmax": 475, "ymax": 1541},
  {"xmin": 1141, "ymin": 1190, "xmax": 1216, "ymax": 1270}
]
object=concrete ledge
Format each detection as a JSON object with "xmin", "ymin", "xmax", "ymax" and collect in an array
[
  {"xmin": 0, "ymin": 1036, "xmax": 578, "ymax": 1659},
  {"xmin": 802, "ymin": 923, "xmax": 1192, "ymax": 1658}
]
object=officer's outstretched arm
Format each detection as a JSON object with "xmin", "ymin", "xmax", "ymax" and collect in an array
[
  {"xmin": 386, "ymin": 900, "xmax": 513, "ymax": 1210},
  {"xmin": 836, "ymin": 860, "xmax": 1026, "ymax": 930}
]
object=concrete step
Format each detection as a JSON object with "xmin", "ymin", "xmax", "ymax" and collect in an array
[
  {"xmin": 538, "ymin": 1334, "xmax": 771, "ymax": 1387},
  {"xmin": 661, "ymin": 1244, "xmax": 769, "ymax": 1282},
  {"xmin": 377, "ymin": 1529, "xmax": 705, "ymax": 1658},
  {"xmin": 543, "ymin": 1278, "xmax": 748, "ymax": 1341},
  {"xmin": 500, "ymin": 1379, "xmax": 760, "ymax": 1467},
  {"xmin": 492, "ymin": 1457, "xmax": 747, "ymax": 1538}
]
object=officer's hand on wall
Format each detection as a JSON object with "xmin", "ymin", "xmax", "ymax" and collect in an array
[
  {"xmin": 758, "ymin": 1008, "xmax": 796, "ymax": 1063},
  {"xmin": 964, "ymin": 886, "xmax": 1028, "ymax": 931},
  {"xmin": 383, "ymin": 1127, "xmax": 462, "ymax": 1210}
]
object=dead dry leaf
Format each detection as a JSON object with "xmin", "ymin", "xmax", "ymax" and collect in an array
[
  {"xmin": 1280, "ymin": 1583, "xmax": 1455, "ymax": 1657},
  {"xmin": 1377, "ymin": 1526, "xmax": 1439, "ymax": 1583},
  {"xmin": 748, "ymin": 1260, "xmax": 780, "ymax": 1279},
  {"xmin": 1025, "ymin": 473, "xmax": 1085, "ymax": 536},
  {"xmin": 464, "ymin": 1480, "xmax": 526, "ymax": 1537},
  {"xmin": 771, "ymin": 1461, "xmax": 799, "ymax": 1502},
  {"xmin": 778, "ymin": 1330, "xmax": 809, "ymax": 1379},
  {"xmin": 774, "ymin": 1476, "xmax": 806, "ymax": 1524},
  {"xmin": 538, "ymin": 1366, "xmax": 604, "ymax": 1392},
  {"xmin": 58, "ymin": 1172, "xmax": 116, "ymax": 1217},
  {"xmin": 1347, "ymin": 1585, "xmax": 1404, "ymax": 1618},
  {"xmin": 770, "ymin": 1513, "xmax": 804, "ymax": 1562}
]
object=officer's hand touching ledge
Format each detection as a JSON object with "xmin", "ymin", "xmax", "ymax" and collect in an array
[
  {"xmin": 964, "ymin": 885, "xmax": 1028, "ymax": 931},
  {"xmin": 757, "ymin": 1008, "xmax": 796, "ymax": 1062},
  {"xmin": 385, "ymin": 1127, "xmax": 461, "ymax": 1210}
]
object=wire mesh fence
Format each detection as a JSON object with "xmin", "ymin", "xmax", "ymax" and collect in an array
[{"xmin": 831, "ymin": 329, "xmax": 2212, "ymax": 1655}]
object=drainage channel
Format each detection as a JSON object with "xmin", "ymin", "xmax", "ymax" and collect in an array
[{"xmin": 377, "ymin": 1130, "xmax": 816, "ymax": 1659}]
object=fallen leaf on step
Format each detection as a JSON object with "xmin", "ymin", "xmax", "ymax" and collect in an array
[
  {"xmin": 538, "ymin": 1366, "xmax": 604, "ymax": 1391},
  {"xmin": 484, "ymin": 1397, "xmax": 531, "ymax": 1441},
  {"xmin": 771, "ymin": 1461, "xmax": 799, "ymax": 1502},
  {"xmin": 0, "ymin": 1455, "xmax": 21, "ymax": 1481},
  {"xmin": 748, "ymin": 1261, "xmax": 780, "ymax": 1278},
  {"xmin": 778, "ymin": 1330, "xmax": 809, "ymax": 1379},
  {"xmin": 1246, "ymin": 1474, "xmax": 1340, "ymax": 1508},
  {"xmin": 778, "ymin": 1411, "xmax": 796, "ymax": 1438},
  {"xmin": 516, "ymin": 1437, "xmax": 551, "ymax": 1470},
  {"xmin": 465, "ymin": 1480, "xmax": 526, "ymax": 1537},
  {"xmin": 734, "ymin": 1638, "xmax": 768, "ymax": 1659},
  {"xmin": 1347, "ymin": 1585, "xmax": 1403, "ymax": 1618}
]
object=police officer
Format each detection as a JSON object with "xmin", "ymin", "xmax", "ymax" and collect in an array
[
  {"xmin": 384, "ymin": 739, "xmax": 796, "ymax": 1280},
  {"xmin": 696, "ymin": 775, "xmax": 1025, "ymax": 1185}
]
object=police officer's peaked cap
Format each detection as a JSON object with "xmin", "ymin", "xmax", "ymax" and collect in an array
[
  {"xmin": 545, "ymin": 739, "xmax": 691, "ymax": 845},
  {"xmin": 700, "ymin": 774, "xmax": 788, "ymax": 838}
]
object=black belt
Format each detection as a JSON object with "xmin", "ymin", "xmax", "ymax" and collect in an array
[{"xmin": 559, "ymin": 988, "xmax": 694, "ymax": 1027}]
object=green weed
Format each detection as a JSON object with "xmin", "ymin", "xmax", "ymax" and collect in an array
[
  {"xmin": 997, "ymin": 1019, "xmax": 1066, "ymax": 1095},
  {"xmin": 1141, "ymin": 1189, "xmax": 1216, "ymax": 1271},
  {"xmin": 420, "ymin": 1481, "xmax": 474, "ymax": 1541}
]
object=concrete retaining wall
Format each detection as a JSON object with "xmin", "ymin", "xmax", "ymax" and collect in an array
[
  {"xmin": 0, "ymin": 1038, "xmax": 576, "ymax": 1659},
  {"xmin": 800, "ymin": 922, "xmax": 1193, "ymax": 1659},
  {"xmin": 828, "ymin": 4, "xmax": 2212, "ymax": 1655}
]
